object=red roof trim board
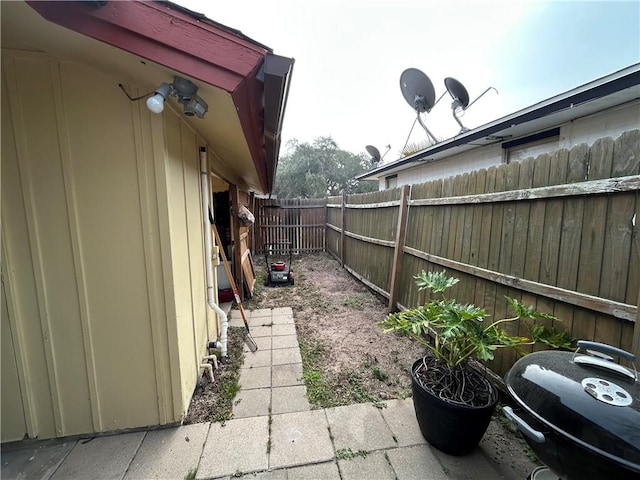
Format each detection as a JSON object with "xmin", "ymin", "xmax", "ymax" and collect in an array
[
  {"xmin": 26, "ymin": 0, "xmax": 284, "ymax": 193},
  {"xmin": 26, "ymin": 1, "xmax": 267, "ymax": 92}
]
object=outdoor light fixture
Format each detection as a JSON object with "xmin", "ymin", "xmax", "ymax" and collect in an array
[{"xmin": 119, "ymin": 75, "xmax": 208, "ymax": 119}]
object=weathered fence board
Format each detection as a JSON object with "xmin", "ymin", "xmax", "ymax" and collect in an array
[{"xmin": 281, "ymin": 131, "xmax": 639, "ymax": 372}]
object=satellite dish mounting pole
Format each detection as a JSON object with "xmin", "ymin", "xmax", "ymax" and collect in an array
[
  {"xmin": 466, "ymin": 86, "xmax": 498, "ymax": 109},
  {"xmin": 416, "ymin": 112, "xmax": 438, "ymax": 144}
]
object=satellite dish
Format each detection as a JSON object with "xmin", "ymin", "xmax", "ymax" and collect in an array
[
  {"xmin": 366, "ymin": 145, "xmax": 381, "ymax": 162},
  {"xmin": 366, "ymin": 144, "xmax": 391, "ymax": 164},
  {"xmin": 400, "ymin": 68, "xmax": 445, "ymax": 144},
  {"xmin": 400, "ymin": 68, "xmax": 436, "ymax": 113},
  {"xmin": 444, "ymin": 77, "xmax": 498, "ymax": 134},
  {"xmin": 444, "ymin": 77, "xmax": 470, "ymax": 109}
]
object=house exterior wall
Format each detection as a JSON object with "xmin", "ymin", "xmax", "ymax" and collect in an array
[
  {"xmin": 1, "ymin": 50, "xmax": 215, "ymax": 442},
  {"xmin": 379, "ymin": 99, "xmax": 640, "ymax": 190}
]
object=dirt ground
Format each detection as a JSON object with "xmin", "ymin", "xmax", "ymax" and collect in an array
[
  {"xmin": 191, "ymin": 252, "xmax": 539, "ymax": 477},
  {"xmin": 247, "ymin": 252, "xmax": 426, "ymax": 402}
]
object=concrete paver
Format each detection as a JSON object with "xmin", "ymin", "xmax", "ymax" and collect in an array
[
  {"xmin": 386, "ymin": 444, "xmax": 449, "ymax": 480},
  {"xmin": 271, "ymin": 386, "xmax": 310, "ymax": 414},
  {"xmin": 250, "ymin": 309, "xmax": 273, "ymax": 320},
  {"xmin": 269, "ymin": 410, "xmax": 334, "ymax": 469},
  {"xmin": 326, "ymin": 403, "xmax": 397, "ymax": 452},
  {"xmin": 242, "ymin": 350, "xmax": 271, "ymax": 368},
  {"xmin": 198, "ymin": 417, "xmax": 269, "ymax": 479},
  {"xmin": 338, "ymin": 450, "xmax": 396, "ymax": 480},
  {"xmin": 233, "ymin": 388, "xmax": 271, "ymax": 418},
  {"xmin": 272, "ymin": 363, "xmax": 304, "ymax": 387},
  {"xmin": 271, "ymin": 335, "xmax": 299, "ymax": 350},
  {"xmin": 240, "ymin": 366, "xmax": 272, "ymax": 390},
  {"xmin": 241, "ymin": 468, "xmax": 288, "ymax": 479},
  {"xmin": 272, "ymin": 307, "xmax": 293, "ymax": 316},
  {"xmin": 50, "ymin": 432, "xmax": 144, "ymax": 480},
  {"xmin": 248, "ymin": 325, "xmax": 273, "ymax": 338},
  {"xmin": 380, "ymin": 398, "xmax": 426, "ymax": 447},
  {"xmin": 271, "ymin": 314, "xmax": 294, "ymax": 325},
  {"xmin": 271, "ymin": 324, "xmax": 297, "ymax": 336},
  {"xmin": 287, "ymin": 461, "xmax": 341, "ymax": 479},
  {"xmin": 0, "ymin": 440, "xmax": 76, "ymax": 480},
  {"xmin": 430, "ymin": 447, "xmax": 504, "ymax": 480},
  {"xmin": 272, "ymin": 348, "xmax": 302, "ymax": 366},
  {"xmin": 124, "ymin": 423, "xmax": 209, "ymax": 479},
  {"xmin": 244, "ymin": 336, "xmax": 272, "ymax": 352}
]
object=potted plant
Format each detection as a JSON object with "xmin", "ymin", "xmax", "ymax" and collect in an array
[{"xmin": 378, "ymin": 270, "xmax": 572, "ymax": 456}]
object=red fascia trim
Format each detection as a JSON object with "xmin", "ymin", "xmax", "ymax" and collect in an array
[{"xmin": 26, "ymin": 1, "xmax": 268, "ymax": 93}]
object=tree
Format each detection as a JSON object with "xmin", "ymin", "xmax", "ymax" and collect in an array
[{"xmin": 274, "ymin": 136, "xmax": 378, "ymax": 198}]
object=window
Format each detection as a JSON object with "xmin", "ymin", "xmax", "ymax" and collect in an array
[
  {"xmin": 385, "ymin": 175, "xmax": 397, "ymax": 189},
  {"xmin": 502, "ymin": 128, "xmax": 560, "ymax": 164}
]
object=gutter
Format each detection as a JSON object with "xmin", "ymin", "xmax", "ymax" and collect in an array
[{"xmin": 262, "ymin": 53, "xmax": 295, "ymax": 194}]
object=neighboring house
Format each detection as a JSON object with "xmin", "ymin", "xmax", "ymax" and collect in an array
[
  {"xmin": 358, "ymin": 64, "xmax": 639, "ymax": 190},
  {"xmin": 1, "ymin": 1, "xmax": 293, "ymax": 442}
]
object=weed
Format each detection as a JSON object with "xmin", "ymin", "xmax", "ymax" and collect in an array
[
  {"xmin": 232, "ymin": 470, "xmax": 243, "ymax": 478},
  {"xmin": 184, "ymin": 468, "xmax": 197, "ymax": 480},
  {"xmin": 372, "ymin": 365, "xmax": 388, "ymax": 382},
  {"xmin": 342, "ymin": 294, "xmax": 366, "ymax": 309},
  {"xmin": 267, "ymin": 407, "xmax": 273, "ymax": 454},
  {"xmin": 336, "ymin": 448, "xmax": 368, "ymax": 460}
]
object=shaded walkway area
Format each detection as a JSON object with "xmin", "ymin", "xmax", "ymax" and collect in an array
[{"xmin": 1, "ymin": 308, "xmax": 525, "ymax": 480}]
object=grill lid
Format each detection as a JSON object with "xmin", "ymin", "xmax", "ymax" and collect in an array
[{"xmin": 505, "ymin": 343, "xmax": 640, "ymax": 467}]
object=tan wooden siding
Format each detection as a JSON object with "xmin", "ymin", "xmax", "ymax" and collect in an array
[{"xmin": 1, "ymin": 50, "xmax": 216, "ymax": 441}]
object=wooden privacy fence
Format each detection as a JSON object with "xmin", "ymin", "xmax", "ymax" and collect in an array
[
  {"xmin": 327, "ymin": 131, "xmax": 640, "ymax": 374},
  {"xmin": 253, "ymin": 197, "xmax": 327, "ymax": 254}
]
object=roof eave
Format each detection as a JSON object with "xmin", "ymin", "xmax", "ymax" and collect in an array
[{"xmin": 357, "ymin": 63, "xmax": 640, "ymax": 181}]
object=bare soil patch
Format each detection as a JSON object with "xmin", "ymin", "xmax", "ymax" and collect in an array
[{"xmin": 247, "ymin": 252, "xmax": 425, "ymax": 403}]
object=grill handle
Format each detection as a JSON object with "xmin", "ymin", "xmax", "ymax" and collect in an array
[
  {"xmin": 574, "ymin": 341, "xmax": 637, "ymax": 381},
  {"xmin": 577, "ymin": 341, "xmax": 636, "ymax": 362},
  {"xmin": 503, "ymin": 407, "xmax": 545, "ymax": 444}
]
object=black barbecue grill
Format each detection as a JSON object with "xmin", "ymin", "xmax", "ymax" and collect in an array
[{"xmin": 504, "ymin": 341, "xmax": 640, "ymax": 480}]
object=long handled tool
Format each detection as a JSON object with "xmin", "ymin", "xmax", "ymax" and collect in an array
[{"xmin": 210, "ymin": 221, "xmax": 258, "ymax": 352}]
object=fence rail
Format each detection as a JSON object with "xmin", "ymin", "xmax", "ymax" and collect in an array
[{"xmin": 324, "ymin": 131, "xmax": 640, "ymax": 373}]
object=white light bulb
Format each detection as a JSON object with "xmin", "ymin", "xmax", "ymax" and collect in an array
[{"xmin": 146, "ymin": 93, "xmax": 165, "ymax": 114}]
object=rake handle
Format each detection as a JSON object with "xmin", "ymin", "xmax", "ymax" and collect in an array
[{"xmin": 211, "ymin": 224, "xmax": 249, "ymax": 327}]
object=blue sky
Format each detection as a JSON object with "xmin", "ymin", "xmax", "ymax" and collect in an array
[{"xmin": 176, "ymin": 1, "xmax": 639, "ymax": 159}]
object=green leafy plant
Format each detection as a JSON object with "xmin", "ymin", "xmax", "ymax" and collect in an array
[
  {"xmin": 378, "ymin": 271, "xmax": 573, "ymax": 405},
  {"xmin": 379, "ymin": 270, "xmax": 572, "ymax": 368}
]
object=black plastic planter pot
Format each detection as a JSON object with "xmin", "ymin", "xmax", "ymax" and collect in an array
[{"xmin": 411, "ymin": 358, "xmax": 498, "ymax": 456}]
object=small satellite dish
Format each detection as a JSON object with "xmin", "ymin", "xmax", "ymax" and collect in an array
[
  {"xmin": 444, "ymin": 77, "xmax": 470, "ymax": 109},
  {"xmin": 444, "ymin": 77, "xmax": 498, "ymax": 134},
  {"xmin": 400, "ymin": 68, "xmax": 444, "ymax": 144},
  {"xmin": 366, "ymin": 144, "xmax": 391, "ymax": 163},
  {"xmin": 366, "ymin": 145, "xmax": 381, "ymax": 162}
]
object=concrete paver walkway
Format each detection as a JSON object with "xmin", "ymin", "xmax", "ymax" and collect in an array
[{"xmin": 1, "ymin": 307, "xmax": 525, "ymax": 480}]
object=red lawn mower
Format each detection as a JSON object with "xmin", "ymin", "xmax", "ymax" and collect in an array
[{"xmin": 264, "ymin": 241, "xmax": 294, "ymax": 287}]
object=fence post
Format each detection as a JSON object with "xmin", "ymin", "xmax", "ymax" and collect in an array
[
  {"xmin": 388, "ymin": 184, "xmax": 410, "ymax": 311},
  {"xmin": 340, "ymin": 191, "xmax": 347, "ymax": 266},
  {"xmin": 632, "ymin": 284, "xmax": 640, "ymax": 360}
]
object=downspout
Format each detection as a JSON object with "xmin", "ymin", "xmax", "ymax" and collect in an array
[{"xmin": 200, "ymin": 146, "xmax": 228, "ymax": 359}]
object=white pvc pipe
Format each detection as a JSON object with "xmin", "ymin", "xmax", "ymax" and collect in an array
[{"xmin": 200, "ymin": 147, "xmax": 228, "ymax": 358}]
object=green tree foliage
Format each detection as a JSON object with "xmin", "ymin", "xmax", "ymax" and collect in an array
[{"xmin": 274, "ymin": 137, "xmax": 378, "ymax": 198}]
